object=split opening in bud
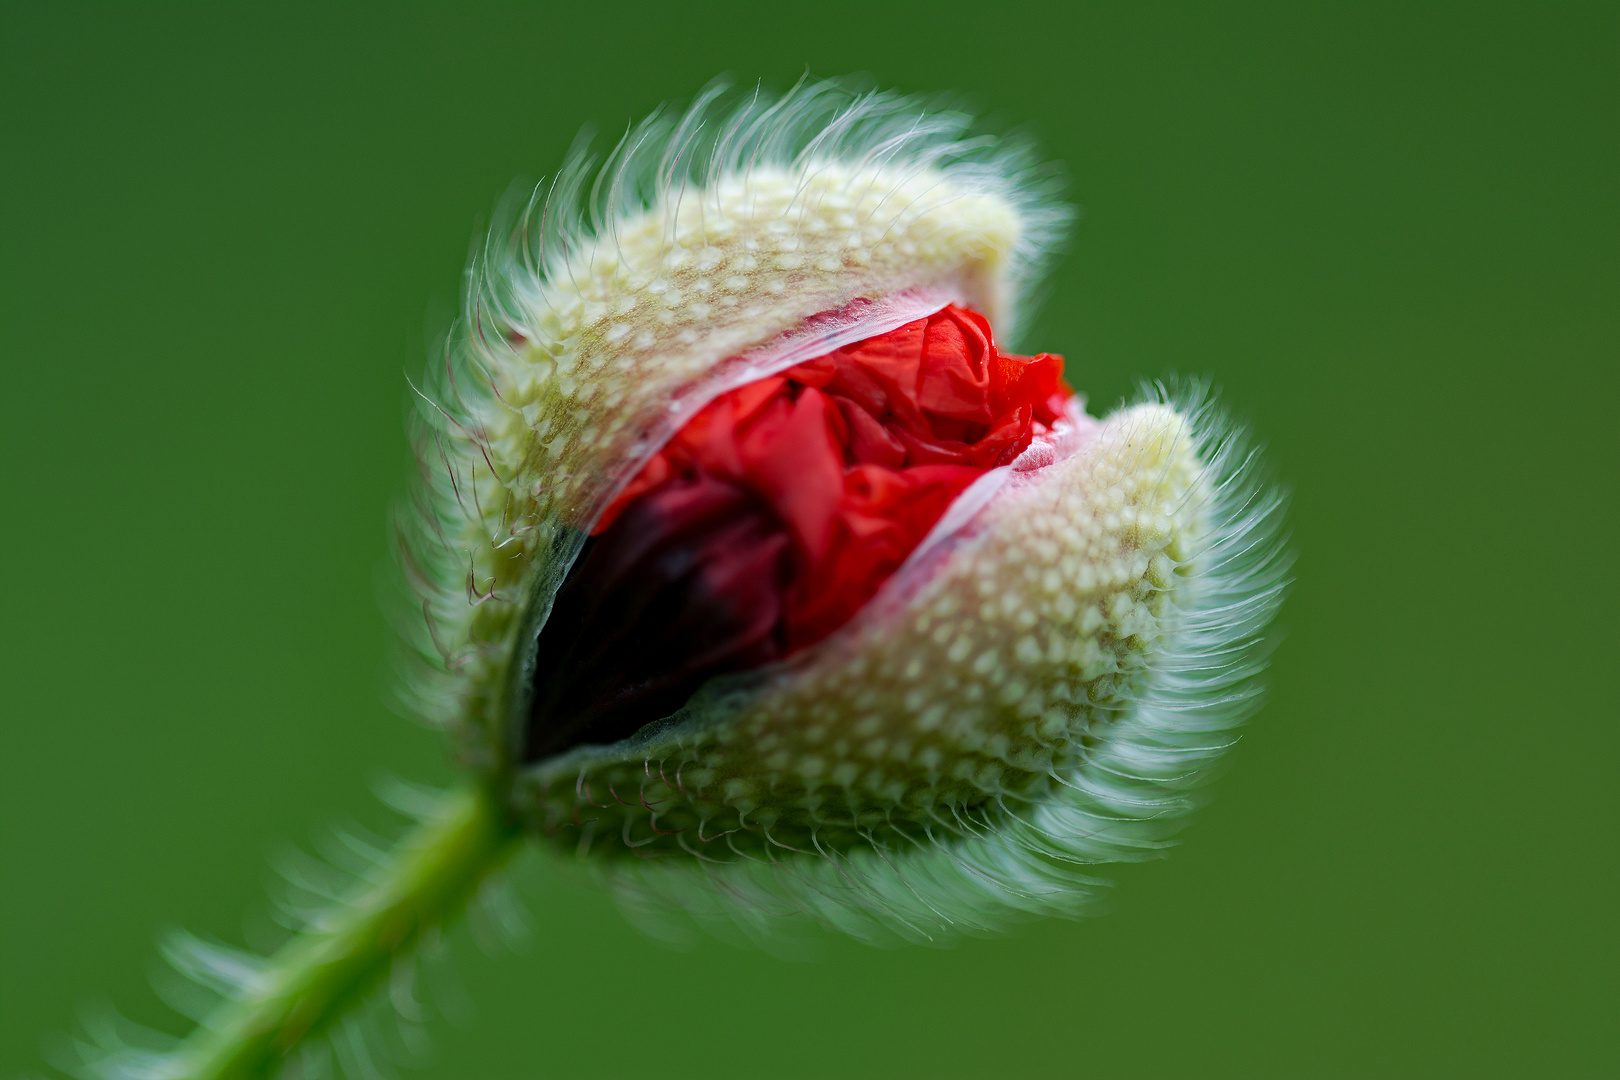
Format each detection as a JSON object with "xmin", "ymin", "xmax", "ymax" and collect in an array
[{"xmin": 522, "ymin": 305, "xmax": 1070, "ymax": 762}]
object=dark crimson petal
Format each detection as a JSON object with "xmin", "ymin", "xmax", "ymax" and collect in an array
[{"xmin": 524, "ymin": 472, "xmax": 790, "ymax": 761}]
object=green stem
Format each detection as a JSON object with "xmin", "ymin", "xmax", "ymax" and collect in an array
[{"xmin": 171, "ymin": 782, "xmax": 520, "ymax": 1080}]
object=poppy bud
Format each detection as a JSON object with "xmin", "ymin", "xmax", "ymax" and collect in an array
[
  {"xmin": 66, "ymin": 82, "xmax": 1291, "ymax": 1080},
  {"xmin": 402, "ymin": 81, "xmax": 1289, "ymax": 941}
]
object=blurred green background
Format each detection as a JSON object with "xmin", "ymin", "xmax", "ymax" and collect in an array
[{"xmin": 2, "ymin": 4, "xmax": 1615, "ymax": 1078}]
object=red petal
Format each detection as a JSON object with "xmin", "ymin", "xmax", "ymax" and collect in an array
[
  {"xmin": 738, "ymin": 386, "xmax": 845, "ymax": 566},
  {"xmin": 917, "ymin": 307, "xmax": 994, "ymax": 424},
  {"xmin": 589, "ymin": 304, "xmax": 1072, "ymax": 657},
  {"xmin": 837, "ymin": 397, "xmax": 907, "ymax": 468}
]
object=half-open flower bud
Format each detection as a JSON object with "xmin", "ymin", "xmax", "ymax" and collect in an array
[
  {"xmin": 401, "ymin": 83, "xmax": 1288, "ymax": 940},
  {"xmin": 523, "ymin": 304, "xmax": 1069, "ymax": 761}
]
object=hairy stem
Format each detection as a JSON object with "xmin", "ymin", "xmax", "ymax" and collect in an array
[{"xmin": 171, "ymin": 782, "xmax": 519, "ymax": 1080}]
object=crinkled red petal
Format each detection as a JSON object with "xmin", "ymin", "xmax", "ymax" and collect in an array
[{"xmin": 595, "ymin": 303, "xmax": 1070, "ymax": 650}]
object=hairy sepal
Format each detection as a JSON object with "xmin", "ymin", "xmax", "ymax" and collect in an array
[
  {"xmin": 511, "ymin": 385, "xmax": 1289, "ymax": 941},
  {"xmin": 391, "ymin": 82, "xmax": 1067, "ymax": 775}
]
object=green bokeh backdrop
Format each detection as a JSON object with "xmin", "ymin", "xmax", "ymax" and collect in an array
[{"xmin": 2, "ymin": 4, "xmax": 1615, "ymax": 1077}]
